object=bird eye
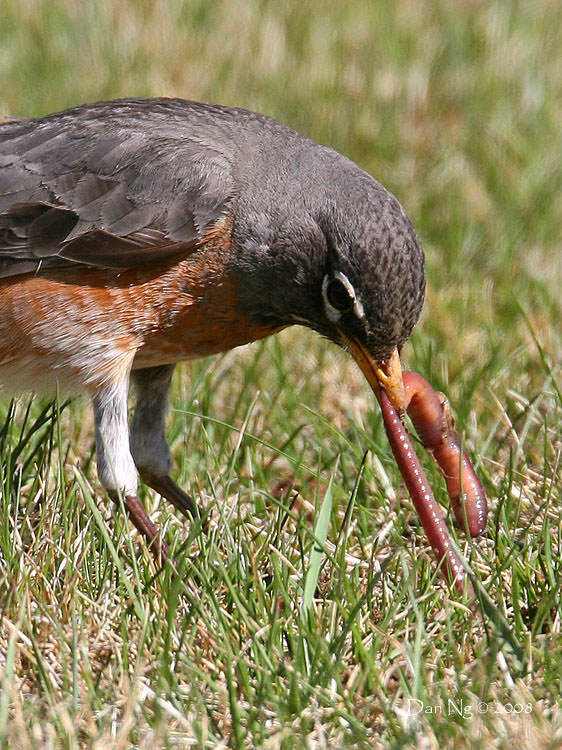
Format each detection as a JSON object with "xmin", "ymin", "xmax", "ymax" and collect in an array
[{"xmin": 325, "ymin": 277, "xmax": 354, "ymax": 312}]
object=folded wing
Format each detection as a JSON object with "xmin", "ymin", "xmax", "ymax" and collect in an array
[{"xmin": 0, "ymin": 99, "xmax": 236, "ymax": 277}]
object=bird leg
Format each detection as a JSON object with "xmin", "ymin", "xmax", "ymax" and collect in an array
[
  {"xmin": 130, "ymin": 365, "xmax": 201, "ymax": 522},
  {"xmin": 92, "ymin": 380, "xmax": 168, "ymax": 561}
]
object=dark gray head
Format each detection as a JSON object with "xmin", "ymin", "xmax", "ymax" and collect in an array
[{"xmin": 230, "ymin": 144, "xmax": 425, "ymax": 366}]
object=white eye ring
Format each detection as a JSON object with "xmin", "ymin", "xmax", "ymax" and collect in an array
[{"xmin": 322, "ymin": 271, "xmax": 364, "ymax": 323}]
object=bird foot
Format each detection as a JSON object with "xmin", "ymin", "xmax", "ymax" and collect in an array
[
  {"xmin": 109, "ymin": 472, "xmax": 208, "ymax": 568},
  {"xmin": 110, "ymin": 491, "xmax": 170, "ymax": 563},
  {"xmin": 141, "ymin": 473, "xmax": 208, "ymax": 531}
]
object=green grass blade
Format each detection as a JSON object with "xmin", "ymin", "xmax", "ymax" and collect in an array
[{"xmin": 301, "ymin": 459, "xmax": 338, "ymax": 619}]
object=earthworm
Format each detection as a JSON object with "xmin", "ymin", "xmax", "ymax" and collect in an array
[
  {"xmin": 402, "ymin": 372, "xmax": 487, "ymax": 537},
  {"xmin": 378, "ymin": 388, "xmax": 473, "ymax": 598}
]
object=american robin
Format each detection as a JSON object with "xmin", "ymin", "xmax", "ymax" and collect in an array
[{"xmin": 0, "ymin": 97, "xmax": 425, "ymax": 559}]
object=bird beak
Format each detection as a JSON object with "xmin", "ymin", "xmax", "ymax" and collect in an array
[{"xmin": 339, "ymin": 334, "xmax": 407, "ymax": 417}]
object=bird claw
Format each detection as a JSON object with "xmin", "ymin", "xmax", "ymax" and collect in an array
[
  {"xmin": 109, "ymin": 474, "xmax": 207, "ymax": 570},
  {"xmin": 141, "ymin": 473, "xmax": 208, "ymax": 532},
  {"xmin": 109, "ymin": 491, "xmax": 170, "ymax": 563}
]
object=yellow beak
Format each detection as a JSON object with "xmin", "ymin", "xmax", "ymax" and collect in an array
[{"xmin": 339, "ymin": 334, "xmax": 407, "ymax": 417}]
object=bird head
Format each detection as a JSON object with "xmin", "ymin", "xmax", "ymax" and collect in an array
[{"xmin": 231, "ymin": 151, "xmax": 425, "ymax": 416}]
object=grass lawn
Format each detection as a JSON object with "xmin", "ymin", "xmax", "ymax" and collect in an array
[{"xmin": 0, "ymin": 0, "xmax": 561, "ymax": 747}]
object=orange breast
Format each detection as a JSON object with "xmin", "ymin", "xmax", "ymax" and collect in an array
[{"xmin": 0, "ymin": 235, "xmax": 282, "ymax": 394}]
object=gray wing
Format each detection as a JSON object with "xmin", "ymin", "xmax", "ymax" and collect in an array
[{"xmin": 0, "ymin": 99, "xmax": 237, "ymax": 278}]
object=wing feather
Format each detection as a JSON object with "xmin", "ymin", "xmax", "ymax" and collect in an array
[{"xmin": 0, "ymin": 99, "xmax": 236, "ymax": 278}]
